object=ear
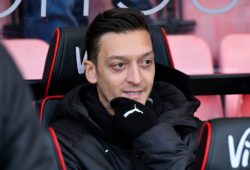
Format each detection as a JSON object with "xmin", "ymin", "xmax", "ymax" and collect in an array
[{"xmin": 84, "ymin": 60, "xmax": 97, "ymax": 84}]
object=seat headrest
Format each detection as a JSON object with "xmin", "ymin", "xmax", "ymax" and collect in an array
[
  {"xmin": 41, "ymin": 26, "xmax": 173, "ymax": 97},
  {"xmin": 150, "ymin": 26, "xmax": 173, "ymax": 66},
  {"xmin": 194, "ymin": 118, "xmax": 250, "ymax": 170},
  {"xmin": 42, "ymin": 27, "xmax": 88, "ymax": 97},
  {"xmin": 39, "ymin": 95, "xmax": 64, "ymax": 126}
]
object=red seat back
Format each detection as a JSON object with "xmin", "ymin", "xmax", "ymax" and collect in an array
[
  {"xmin": 167, "ymin": 35, "xmax": 224, "ymax": 120},
  {"xmin": 219, "ymin": 34, "xmax": 250, "ymax": 117},
  {"xmin": 2, "ymin": 39, "xmax": 49, "ymax": 79}
]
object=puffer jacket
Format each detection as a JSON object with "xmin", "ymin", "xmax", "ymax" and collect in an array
[
  {"xmin": 0, "ymin": 43, "xmax": 58, "ymax": 170},
  {"xmin": 52, "ymin": 68, "xmax": 202, "ymax": 170}
]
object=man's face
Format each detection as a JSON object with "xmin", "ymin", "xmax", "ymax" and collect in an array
[{"xmin": 85, "ymin": 29, "xmax": 155, "ymax": 114}]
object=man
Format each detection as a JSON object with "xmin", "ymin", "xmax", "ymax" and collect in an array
[
  {"xmin": 52, "ymin": 8, "xmax": 202, "ymax": 169},
  {"xmin": 0, "ymin": 42, "xmax": 58, "ymax": 169}
]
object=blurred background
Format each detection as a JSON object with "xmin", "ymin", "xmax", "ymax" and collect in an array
[{"xmin": 1, "ymin": 0, "xmax": 250, "ymax": 120}]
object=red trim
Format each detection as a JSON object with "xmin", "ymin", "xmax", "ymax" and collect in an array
[
  {"xmin": 45, "ymin": 28, "xmax": 61, "ymax": 97},
  {"xmin": 160, "ymin": 28, "xmax": 175, "ymax": 68},
  {"xmin": 39, "ymin": 95, "xmax": 64, "ymax": 124},
  {"xmin": 49, "ymin": 127, "xmax": 67, "ymax": 170},
  {"xmin": 199, "ymin": 122, "xmax": 212, "ymax": 170}
]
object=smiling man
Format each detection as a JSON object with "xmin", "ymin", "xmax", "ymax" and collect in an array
[
  {"xmin": 52, "ymin": 8, "xmax": 202, "ymax": 170},
  {"xmin": 84, "ymin": 28, "xmax": 155, "ymax": 115}
]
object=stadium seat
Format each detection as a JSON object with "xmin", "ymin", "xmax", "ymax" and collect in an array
[
  {"xmin": 41, "ymin": 25, "xmax": 220, "ymax": 125},
  {"xmin": 39, "ymin": 95, "xmax": 66, "ymax": 170},
  {"xmin": 219, "ymin": 34, "xmax": 250, "ymax": 117},
  {"xmin": 41, "ymin": 25, "xmax": 232, "ymax": 169},
  {"xmin": 39, "ymin": 25, "xmax": 180, "ymax": 169},
  {"xmin": 39, "ymin": 27, "xmax": 89, "ymax": 169},
  {"xmin": 2, "ymin": 39, "xmax": 49, "ymax": 79},
  {"xmin": 40, "ymin": 25, "xmax": 198, "ymax": 122},
  {"xmin": 194, "ymin": 118, "xmax": 250, "ymax": 170},
  {"xmin": 167, "ymin": 35, "xmax": 224, "ymax": 120},
  {"xmin": 39, "ymin": 26, "xmax": 198, "ymax": 121}
]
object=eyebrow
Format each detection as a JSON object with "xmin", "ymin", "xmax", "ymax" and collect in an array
[{"xmin": 107, "ymin": 51, "xmax": 154, "ymax": 61}]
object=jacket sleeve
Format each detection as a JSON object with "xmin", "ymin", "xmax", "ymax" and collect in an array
[
  {"xmin": 0, "ymin": 44, "xmax": 58, "ymax": 170},
  {"xmin": 133, "ymin": 122, "xmax": 197, "ymax": 170}
]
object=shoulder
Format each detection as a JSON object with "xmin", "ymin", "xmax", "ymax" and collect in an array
[
  {"xmin": 51, "ymin": 118, "xmax": 110, "ymax": 155},
  {"xmin": 51, "ymin": 118, "xmax": 119, "ymax": 169},
  {"xmin": 52, "ymin": 118, "xmax": 94, "ymax": 145},
  {"xmin": 153, "ymin": 81, "xmax": 186, "ymax": 99}
]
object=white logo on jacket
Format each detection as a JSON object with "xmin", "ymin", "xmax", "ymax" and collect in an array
[
  {"xmin": 228, "ymin": 128, "xmax": 250, "ymax": 168},
  {"xmin": 123, "ymin": 104, "xmax": 143, "ymax": 118}
]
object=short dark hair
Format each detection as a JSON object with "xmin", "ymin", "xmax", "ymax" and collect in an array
[{"xmin": 85, "ymin": 8, "xmax": 149, "ymax": 64}]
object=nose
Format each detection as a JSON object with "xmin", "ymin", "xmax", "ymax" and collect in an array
[{"xmin": 126, "ymin": 63, "xmax": 142, "ymax": 85}]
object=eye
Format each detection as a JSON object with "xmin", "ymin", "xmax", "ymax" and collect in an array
[
  {"xmin": 141, "ymin": 59, "xmax": 154, "ymax": 68},
  {"xmin": 111, "ymin": 62, "xmax": 126, "ymax": 71}
]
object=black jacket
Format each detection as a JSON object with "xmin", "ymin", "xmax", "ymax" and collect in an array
[
  {"xmin": 0, "ymin": 43, "xmax": 58, "ymax": 170},
  {"xmin": 52, "ymin": 67, "xmax": 202, "ymax": 170}
]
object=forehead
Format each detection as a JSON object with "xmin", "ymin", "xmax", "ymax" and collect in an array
[{"xmin": 97, "ymin": 30, "xmax": 153, "ymax": 60}]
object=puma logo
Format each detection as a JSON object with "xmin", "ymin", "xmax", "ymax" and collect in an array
[{"xmin": 123, "ymin": 104, "xmax": 143, "ymax": 118}]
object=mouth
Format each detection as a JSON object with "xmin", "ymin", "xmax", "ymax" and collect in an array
[{"xmin": 122, "ymin": 90, "xmax": 143, "ymax": 100}]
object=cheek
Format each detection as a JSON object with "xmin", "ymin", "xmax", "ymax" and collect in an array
[
  {"xmin": 144, "ymin": 70, "xmax": 155, "ymax": 84},
  {"xmin": 98, "ymin": 74, "xmax": 124, "ymax": 96},
  {"xmin": 97, "ymin": 64, "xmax": 127, "ymax": 93}
]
